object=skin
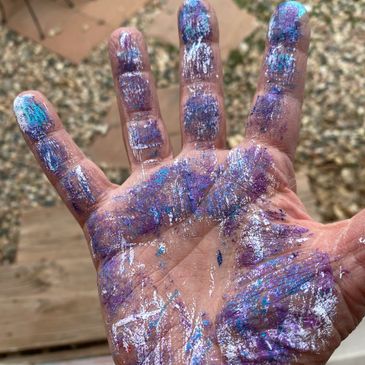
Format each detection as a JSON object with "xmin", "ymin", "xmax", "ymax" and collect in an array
[{"xmin": 13, "ymin": 1, "xmax": 365, "ymax": 364}]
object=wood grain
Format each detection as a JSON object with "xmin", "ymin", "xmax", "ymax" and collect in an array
[{"xmin": 0, "ymin": 205, "xmax": 106, "ymax": 353}]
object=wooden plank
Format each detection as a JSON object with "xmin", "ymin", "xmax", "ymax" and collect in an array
[
  {"xmin": 17, "ymin": 205, "xmax": 88, "ymax": 264},
  {"xmin": 0, "ymin": 344, "xmax": 110, "ymax": 365},
  {"xmin": 0, "ymin": 258, "xmax": 105, "ymax": 353},
  {"xmin": 44, "ymin": 356, "xmax": 113, "ymax": 365}
]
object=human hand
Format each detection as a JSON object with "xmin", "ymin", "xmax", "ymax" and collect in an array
[{"xmin": 13, "ymin": 1, "xmax": 365, "ymax": 364}]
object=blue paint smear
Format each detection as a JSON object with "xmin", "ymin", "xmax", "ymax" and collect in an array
[
  {"xmin": 119, "ymin": 73, "xmax": 151, "ymax": 112},
  {"xmin": 128, "ymin": 119, "xmax": 163, "ymax": 150},
  {"xmin": 184, "ymin": 93, "xmax": 219, "ymax": 141},
  {"xmin": 156, "ymin": 244, "xmax": 166, "ymax": 256},
  {"xmin": 249, "ymin": 86, "xmax": 283, "ymax": 133},
  {"xmin": 268, "ymin": 1, "xmax": 307, "ymax": 45},
  {"xmin": 117, "ymin": 32, "xmax": 143, "ymax": 73},
  {"xmin": 267, "ymin": 47, "xmax": 295, "ymax": 78},
  {"xmin": 37, "ymin": 138, "xmax": 67, "ymax": 175},
  {"xmin": 217, "ymin": 249, "xmax": 223, "ymax": 266},
  {"xmin": 179, "ymin": 0, "xmax": 211, "ymax": 44}
]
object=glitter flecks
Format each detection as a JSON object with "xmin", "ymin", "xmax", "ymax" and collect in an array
[
  {"xmin": 223, "ymin": 207, "xmax": 310, "ymax": 265},
  {"xmin": 36, "ymin": 137, "xmax": 68, "ymax": 176},
  {"xmin": 183, "ymin": 93, "xmax": 220, "ymax": 141},
  {"xmin": 117, "ymin": 32, "xmax": 143, "ymax": 73},
  {"xmin": 61, "ymin": 165, "xmax": 96, "ymax": 213},
  {"xmin": 266, "ymin": 45, "xmax": 296, "ymax": 85},
  {"xmin": 266, "ymin": 1, "xmax": 306, "ymax": 87},
  {"xmin": 183, "ymin": 41, "xmax": 214, "ymax": 80},
  {"xmin": 13, "ymin": 94, "xmax": 53, "ymax": 140},
  {"xmin": 268, "ymin": 1, "xmax": 307, "ymax": 46},
  {"xmin": 179, "ymin": 0, "xmax": 212, "ymax": 45},
  {"xmin": 216, "ymin": 251, "xmax": 337, "ymax": 364},
  {"xmin": 249, "ymin": 86, "xmax": 283, "ymax": 134},
  {"xmin": 248, "ymin": 1, "xmax": 306, "ymax": 135},
  {"xmin": 119, "ymin": 73, "xmax": 151, "ymax": 112},
  {"xmin": 128, "ymin": 119, "xmax": 163, "ymax": 161}
]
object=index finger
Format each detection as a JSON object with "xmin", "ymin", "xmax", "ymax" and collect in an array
[{"xmin": 13, "ymin": 91, "xmax": 115, "ymax": 224}]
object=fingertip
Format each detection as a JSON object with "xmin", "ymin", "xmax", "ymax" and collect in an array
[
  {"xmin": 13, "ymin": 91, "xmax": 55, "ymax": 140},
  {"xmin": 268, "ymin": 1, "xmax": 310, "ymax": 46},
  {"xmin": 108, "ymin": 27, "xmax": 143, "ymax": 49},
  {"xmin": 178, "ymin": 0, "xmax": 218, "ymax": 45}
]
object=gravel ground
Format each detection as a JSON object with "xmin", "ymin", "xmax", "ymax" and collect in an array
[{"xmin": 1, "ymin": 0, "xmax": 364, "ymax": 263}]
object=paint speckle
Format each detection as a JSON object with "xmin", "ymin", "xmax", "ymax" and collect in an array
[
  {"xmin": 184, "ymin": 93, "xmax": 219, "ymax": 141},
  {"xmin": 156, "ymin": 244, "xmax": 166, "ymax": 257},
  {"xmin": 217, "ymin": 249, "xmax": 223, "ymax": 266},
  {"xmin": 179, "ymin": 0, "xmax": 212, "ymax": 45},
  {"xmin": 13, "ymin": 94, "xmax": 53, "ymax": 139}
]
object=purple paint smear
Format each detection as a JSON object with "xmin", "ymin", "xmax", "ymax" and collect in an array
[
  {"xmin": 179, "ymin": 0, "xmax": 212, "ymax": 45},
  {"xmin": 119, "ymin": 73, "xmax": 151, "ymax": 112},
  {"xmin": 217, "ymin": 251, "xmax": 337, "ymax": 364},
  {"xmin": 268, "ymin": 1, "xmax": 307, "ymax": 46},
  {"xmin": 87, "ymin": 146, "xmax": 273, "ymax": 261},
  {"xmin": 61, "ymin": 165, "xmax": 96, "ymax": 214},
  {"xmin": 36, "ymin": 137, "xmax": 68, "ymax": 177},
  {"xmin": 117, "ymin": 32, "xmax": 143, "ymax": 73},
  {"xmin": 249, "ymin": 86, "xmax": 283, "ymax": 134},
  {"xmin": 184, "ymin": 93, "xmax": 220, "ymax": 141},
  {"xmin": 128, "ymin": 119, "xmax": 163, "ymax": 160}
]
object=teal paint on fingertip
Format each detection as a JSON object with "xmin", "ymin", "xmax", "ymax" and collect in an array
[
  {"xmin": 269, "ymin": 1, "xmax": 307, "ymax": 46},
  {"xmin": 13, "ymin": 94, "xmax": 52, "ymax": 139},
  {"xmin": 284, "ymin": 1, "xmax": 308, "ymax": 18}
]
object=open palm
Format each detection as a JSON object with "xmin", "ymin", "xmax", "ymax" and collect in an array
[{"xmin": 14, "ymin": 1, "xmax": 365, "ymax": 364}]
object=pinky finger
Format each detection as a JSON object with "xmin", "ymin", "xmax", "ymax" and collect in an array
[{"xmin": 14, "ymin": 91, "xmax": 115, "ymax": 224}]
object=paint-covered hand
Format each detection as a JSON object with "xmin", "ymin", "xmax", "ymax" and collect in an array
[{"xmin": 13, "ymin": 1, "xmax": 365, "ymax": 364}]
